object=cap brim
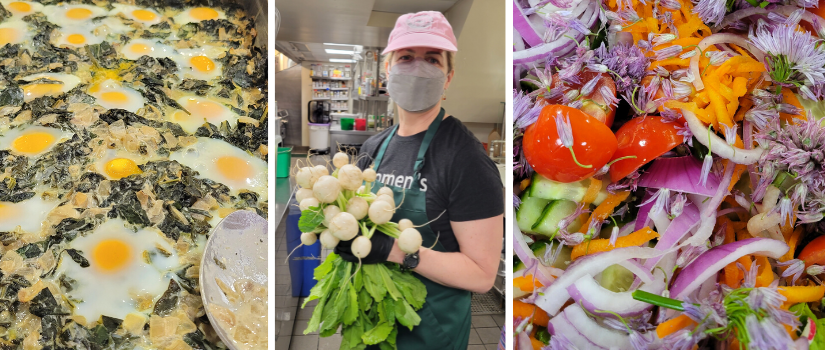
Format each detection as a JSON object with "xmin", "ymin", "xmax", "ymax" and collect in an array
[{"xmin": 382, "ymin": 33, "xmax": 457, "ymax": 55}]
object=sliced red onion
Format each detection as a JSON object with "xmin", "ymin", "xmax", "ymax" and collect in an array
[
  {"xmin": 635, "ymin": 192, "xmax": 654, "ymax": 231},
  {"xmin": 618, "ymin": 259, "xmax": 654, "ymax": 284},
  {"xmin": 535, "ymin": 247, "xmax": 670, "ymax": 316},
  {"xmin": 638, "ymin": 157, "xmax": 722, "ymax": 196},
  {"xmin": 720, "ymin": 5, "xmax": 825, "ymax": 36},
  {"xmin": 681, "ymin": 108, "xmax": 765, "ymax": 164},
  {"xmin": 514, "ymin": 31, "xmax": 526, "ymax": 52},
  {"xmin": 568, "ymin": 270, "xmax": 666, "ymax": 318},
  {"xmin": 516, "ymin": 330, "xmax": 533, "ymax": 350},
  {"xmin": 680, "ymin": 163, "xmax": 735, "ymax": 248},
  {"xmin": 642, "ymin": 200, "xmax": 701, "ymax": 271},
  {"xmin": 514, "ymin": 39, "xmax": 579, "ymax": 64},
  {"xmin": 514, "ymin": 2, "xmax": 543, "ymax": 47},
  {"xmin": 649, "ymin": 208, "xmax": 672, "ymax": 235},
  {"xmin": 671, "ymin": 238, "xmax": 789, "ymax": 299},
  {"xmin": 549, "ymin": 311, "xmax": 601, "ymax": 349},
  {"xmin": 689, "ymin": 33, "xmax": 764, "ymax": 91},
  {"xmin": 564, "ymin": 304, "xmax": 632, "ymax": 349}
]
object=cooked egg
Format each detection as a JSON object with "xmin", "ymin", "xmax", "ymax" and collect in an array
[
  {"xmin": 0, "ymin": 125, "xmax": 72, "ymax": 156},
  {"xmin": 0, "ymin": 196, "xmax": 59, "ymax": 233},
  {"xmin": 55, "ymin": 218, "xmax": 179, "ymax": 321},
  {"xmin": 43, "ymin": 4, "xmax": 107, "ymax": 27},
  {"xmin": 19, "ymin": 73, "xmax": 81, "ymax": 102},
  {"xmin": 173, "ymin": 46, "xmax": 226, "ymax": 81},
  {"xmin": 0, "ymin": 0, "xmax": 44, "ymax": 17},
  {"xmin": 0, "ymin": 20, "xmax": 31, "ymax": 47},
  {"xmin": 173, "ymin": 7, "xmax": 225, "ymax": 24},
  {"xmin": 90, "ymin": 80, "xmax": 146, "ymax": 113},
  {"xmin": 109, "ymin": 4, "xmax": 162, "ymax": 26},
  {"xmin": 95, "ymin": 16, "xmax": 134, "ymax": 37},
  {"xmin": 94, "ymin": 150, "xmax": 152, "ymax": 180},
  {"xmin": 170, "ymin": 96, "xmax": 239, "ymax": 133},
  {"xmin": 169, "ymin": 138, "xmax": 268, "ymax": 200},
  {"xmin": 53, "ymin": 26, "xmax": 103, "ymax": 48},
  {"xmin": 121, "ymin": 38, "xmax": 175, "ymax": 60}
]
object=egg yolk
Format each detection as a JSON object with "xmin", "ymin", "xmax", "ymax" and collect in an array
[
  {"xmin": 104, "ymin": 158, "xmax": 142, "ymax": 179},
  {"xmin": 66, "ymin": 8, "xmax": 93, "ymax": 20},
  {"xmin": 8, "ymin": 2, "xmax": 31, "ymax": 13},
  {"xmin": 100, "ymin": 91, "xmax": 129, "ymax": 104},
  {"xmin": 185, "ymin": 98, "xmax": 223, "ymax": 120},
  {"xmin": 132, "ymin": 9, "xmax": 157, "ymax": 22},
  {"xmin": 129, "ymin": 43, "xmax": 152, "ymax": 55},
  {"xmin": 66, "ymin": 33, "xmax": 86, "ymax": 45},
  {"xmin": 216, "ymin": 156, "xmax": 252, "ymax": 181},
  {"xmin": 0, "ymin": 28, "xmax": 20, "ymax": 46},
  {"xmin": 12, "ymin": 132, "xmax": 56, "ymax": 154},
  {"xmin": 190, "ymin": 7, "xmax": 218, "ymax": 21},
  {"xmin": 92, "ymin": 239, "xmax": 132, "ymax": 273},
  {"xmin": 23, "ymin": 84, "xmax": 63, "ymax": 101},
  {"xmin": 0, "ymin": 203, "xmax": 15, "ymax": 221},
  {"xmin": 190, "ymin": 56, "xmax": 215, "ymax": 72}
]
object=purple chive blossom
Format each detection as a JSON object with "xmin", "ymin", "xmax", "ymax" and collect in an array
[
  {"xmin": 609, "ymin": 226, "xmax": 619, "ymax": 247},
  {"xmin": 679, "ymin": 48, "xmax": 700, "ymax": 59},
  {"xmin": 671, "ymin": 80, "xmax": 693, "ymax": 99},
  {"xmin": 662, "ymin": 329, "xmax": 705, "ymax": 350},
  {"xmin": 600, "ymin": 85, "xmax": 620, "ymax": 108},
  {"xmin": 654, "ymin": 45, "xmax": 683, "ymax": 60},
  {"xmin": 651, "ymin": 33, "xmax": 677, "ymax": 46},
  {"xmin": 808, "ymin": 264, "xmax": 825, "ymax": 275},
  {"xmin": 586, "ymin": 63, "xmax": 608, "ymax": 73},
  {"xmin": 723, "ymin": 124, "xmax": 738, "ymax": 146},
  {"xmin": 749, "ymin": 22, "xmax": 825, "ymax": 87},
  {"xmin": 568, "ymin": 18, "xmax": 591, "ymax": 35},
  {"xmin": 558, "ymin": 230, "xmax": 585, "ymax": 246},
  {"xmin": 542, "ymin": 241, "xmax": 564, "ymax": 266},
  {"xmin": 562, "ymin": 89, "xmax": 580, "ymax": 104},
  {"xmin": 693, "ymin": 0, "xmax": 727, "ymax": 25},
  {"xmin": 739, "ymin": 261, "xmax": 758, "ymax": 288},
  {"xmin": 676, "ymin": 244, "xmax": 708, "ymax": 268},
  {"xmin": 659, "ymin": 0, "xmax": 681, "ymax": 11},
  {"xmin": 567, "ymin": 100, "xmax": 583, "ymax": 109},
  {"xmin": 555, "ymin": 113, "xmax": 575, "ymax": 148},
  {"xmin": 545, "ymin": 334, "xmax": 578, "ymax": 350},
  {"xmin": 776, "ymin": 196, "xmax": 795, "ymax": 225},
  {"xmin": 777, "ymin": 259, "xmax": 805, "ymax": 284},
  {"xmin": 580, "ymin": 75, "xmax": 600, "ymax": 96},
  {"xmin": 514, "ymin": 90, "xmax": 545, "ymax": 130},
  {"xmin": 705, "ymin": 51, "xmax": 731, "ymax": 66},
  {"xmin": 599, "ymin": 42, "xmax": 650, "ymax": 95},
  {"xmin": 639, "ymin": 188, "xmax": 671, "ymax": 215},
  {"xmin": 671, "ymin": 193, "xmax": 687, "ymax": 218},
  {"xmin": 513, "ymin": 193, "xmax": 521, "ymax": 210},
  {"xmin": 699, "ymin": 155, "xmax": 714, "ymax": 188}
]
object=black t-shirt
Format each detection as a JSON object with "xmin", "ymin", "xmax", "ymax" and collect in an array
[{"xmin": 356, "ymin": 116, "xmax": 504, "ymax": 252}]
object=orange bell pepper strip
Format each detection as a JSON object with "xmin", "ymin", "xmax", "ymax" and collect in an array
[
  {"xmin": 513, "ymin": 300, "xmax": 550, "ymax": 327},
  {"xmin": 581, "ymin": 178, "xmax": 603, "ymax": 206},
  {"xmin": 571, "ymin": 227, "xmax": 659, "ymax": 260},
  {"xmin": 780, "ymin": 227, "xmax": 804, "ymax": 262},
  {"xmin": 755, "ymin": 255, "xmax": 775, "ymax": 288},
  {"xmin": 578, "ymin": 191, "xmax": 630, "ymax": 234},
  {"xmin": 513, "ymin": 275, "xmax": 543, "ymax": 292},
  {"xmin": 778, "ymin": 285, "xmax": 825, "ymax": 305},
  {"xmin": 656, "ymin": 314, "xmax": 698, "ymax": 338}
]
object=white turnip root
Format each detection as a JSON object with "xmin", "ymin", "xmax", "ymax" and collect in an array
[
  {"xmin": 333, "ymin": 152, "xmax": 349, "ymax": 168},
  {"xmin": 398, "ymin": 228, "xmax": 422, "ymax": 254},
  {"xmin": 329, "ymin": 212, "xmax": 359, "ymax": 241},
  {"xmin": 295, "ymin": 167, "xmax": 313, "ymax": 188},
  {"xmin": 296, "ymin": 188, "xmax": 315, "ymax": 203},
  {"xmin": 351, "ymin": 236, "xmax": 372, "ymax": 258},
  {"xmin": 369, "ymin": 200, "xmax": 395, "ymax": 225},
  {"xmin": 299, "ymin": 197, "xmax": 320, "ymax": 211},
  {"xmin": 347, "ymin": 197, "xmax": 369, "ymax": 220},
  {"xmin": 313, "ymin": 175, "xmax": 341, "ymax": 203},
  {"xmin": 320, "ymin": 230, "xmax": 339, "ymax": 249},
  {"xmin": 313, "ymin": 165, "xmax": 330, "ymax": 177},
  {"xmin": 301, "ymin": 232, "xmax": 317, "ymax": 246},
  {"xmin": 374, "ymin": 194, "xmax": 395, "ymax": 206},
  {"xmin": 338, "ymin": 164, "xmax": 363, "ymax": 191},
  {"xmin": 377, "ymin": 187, "xmax": 394, "ymax": 198},
  {"xmin": 323, "ymin": 205, "xmax": 341, "ymax": 227},
  {"xmin": 363, "ymin": 168, "xmax": 377, "ymax": 182},
  {"xmin": 398, "ymin": 219, "xmax": 414, "ymax": 231}
]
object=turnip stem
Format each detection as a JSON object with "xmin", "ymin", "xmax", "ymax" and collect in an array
[
  {"xmin": 337, "ymin": 192, "xmax": 348, "ymax": 211},
  {"xmin": 367, "ymin": 224, "xmax": 377, "ymax": 239}
]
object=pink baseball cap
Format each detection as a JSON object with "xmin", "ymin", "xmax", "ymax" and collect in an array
[{"xmin": 382, "ymin": 11, "xmax": 458, "ymax": 55}]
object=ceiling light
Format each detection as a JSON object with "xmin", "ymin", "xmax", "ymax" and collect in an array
[
  {"xmin": 325, "ymin": 49, "xmax": 355, "ymax": 55},
  {"xmin": 324, "ymin": 43, "xmax": 355, "ymax": 47},
  {"xmin": 330, "ymin": 59, "xmax": 355, "ymax": 63}
]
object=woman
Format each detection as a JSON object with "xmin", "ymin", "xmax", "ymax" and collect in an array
[{"xmin": 336, "ymin": 11, "xmax": 504, "ymax": 350}]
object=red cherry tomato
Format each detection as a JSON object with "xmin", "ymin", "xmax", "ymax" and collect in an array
[
  {"xmin": 545, "ymin": 71, "xmax": 617, "ymax": 127},
  {"xmin": 799, "ymin": 235, "xmax": 825, "ymax": 267},
  {"xmin": 523, "ymin": 105, "xmax": 618, "ymax": 183},
  {"xmin": 608, "ymin": 117, "xmax": 684, "ymax": 182}
]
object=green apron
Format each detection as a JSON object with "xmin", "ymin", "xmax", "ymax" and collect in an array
[{"xmin": 370, "ymin": 108, "xmax": 472, "ymax": 350}]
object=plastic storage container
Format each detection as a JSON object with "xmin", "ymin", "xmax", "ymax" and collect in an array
[
  {"xmin": 277, "ymin": 147, "xmax": 291, "ymax": 178},
  {"xmin": 341, "ymin": 118, "xmax": 354, "ymax": 131},
  {"xmin": 354, "ymin": 118, "xmax": 366, "ymax": 131},
  {"xmin": 286, "ymin": 199, "xmax": 320, "ymax": 297},
  {"xmin": 308, "ymin": 123, "xmax": 330, "ymax": 151}
]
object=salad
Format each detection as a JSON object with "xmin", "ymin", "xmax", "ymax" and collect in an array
[{"xmin": 513, "ymin": 0, "xmax": 825, "ymax": 349}]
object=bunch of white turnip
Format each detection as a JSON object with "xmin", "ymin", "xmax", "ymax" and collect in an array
[{"xmin": 293, "ymin": 152, "xmax": 423, "ymax": 260}]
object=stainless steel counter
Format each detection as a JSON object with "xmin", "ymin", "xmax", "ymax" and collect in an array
[{"xmin": 274, "ymin": 176, "xmax": 296, "ymax": 229}]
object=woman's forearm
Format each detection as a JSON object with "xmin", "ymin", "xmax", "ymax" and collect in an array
[{"xmin": 387, "ymin": 241, "xmax": 500, "ymax": 294}]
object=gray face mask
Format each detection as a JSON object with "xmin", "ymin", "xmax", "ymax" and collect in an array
[{"xmin": 387, "ymin": 58, "xmax": 447, "ymax": 112}]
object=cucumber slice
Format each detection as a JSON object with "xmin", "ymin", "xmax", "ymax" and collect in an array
[
  {"xmin": 517, "ymin": 194, "xmax": 551, "ymax": 234},
  {"xmin": 530, "ymin": 173, "xmax": 608, "ymax": 205},
  {"xmin": 599, "ymin": 264, "xmax": 635, "ymax": 293},
  {"xmin": 533, "ymin": 200, "xmax": 579, "ymax": 237}
]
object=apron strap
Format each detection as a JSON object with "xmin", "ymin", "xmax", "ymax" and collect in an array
[{"xmin": 373, "ymin": 108, "xmax": 445, "ymax": 177}]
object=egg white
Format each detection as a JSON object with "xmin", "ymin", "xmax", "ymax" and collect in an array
[
  {"xmin": 0, "ymin": 196, "xmax": 59, "ymax": 233},
  {"xmin": 52, "ymin": 26, "xmax": 103, "ymax": 48},
  {"xmin": 90, "ymin": 80, "xmax": 146, "ymax": 113},
  {"xmin": 0, "ymin": 125, "xmax": 73, "ymax": 156},
  {"xmin": 109, "ymin": 4, "xmax": 163, "ymax": 26},
  {"xmin": 0, "ymin": 0, "xmax": 44, "ymax": 17},
  {"xmin": 0, "ymin": 20, "xmax": 32, "ymax": 47},
  {"xmin": 173, "ymin": 46, "xmax": 226, "ymax": 81},
  {"xmin": 19, "ymin": 73, "xmax": 82, "ymax": 102},
  {"xmin": 169, "ymin": 96, "xmax": 239, "ymax": 134},
  {"xmin": 54, "ymin": 218, "xmax": 180, "ymax": 321},
  {"xmin": 169, "ymin": 138, "xmax": 268, "ymax": 201},
  {"xmin": 173, "ymin": 7, "xmax": 226, "ymax": 24}
]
